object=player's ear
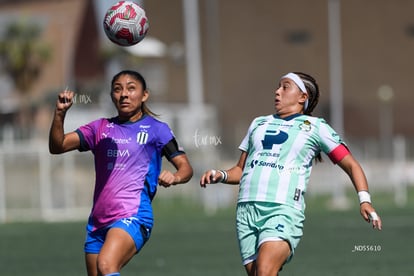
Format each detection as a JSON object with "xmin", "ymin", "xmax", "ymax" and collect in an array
[
  {"xmin": 142, "ymin": 89, "xmax": 149, "ymax": 102},
  {"xmin": 298, "ymin": 92, "xmax": 306, "ymax": 104}
]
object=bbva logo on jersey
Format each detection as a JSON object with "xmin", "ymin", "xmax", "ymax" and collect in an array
[{"xmin": 136, "ymin": 131, "xmax": 149, "ymax": 144}]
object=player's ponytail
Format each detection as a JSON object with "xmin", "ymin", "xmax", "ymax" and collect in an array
[
  {"xmin": 294, "ymin": 72, "xmax": 322, "ymax": 162},
  {"xmin": 141, "ymin": 102, "xmax": 158, "ymax": 117}
]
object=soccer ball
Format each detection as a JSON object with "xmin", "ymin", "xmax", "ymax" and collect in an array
[{"xmin": 103, "ymin": 1, "xmax": 149, "ymax": 46}]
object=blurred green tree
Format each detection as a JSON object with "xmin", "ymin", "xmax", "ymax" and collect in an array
[{"xmin": 0, "ymin": 20, "xmax": 51, "ymax": 138}]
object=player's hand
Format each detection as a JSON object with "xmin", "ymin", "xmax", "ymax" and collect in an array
[
  {"xmin": 360, "ymin": 202, "xmax": 382, "ymax": 230},
  {"xmin": 158, "ymin": 170, "xmax": 180, "ymax": 187},
  {"xmin": 199, "ymin": 169, "xmax": 223, "ymax": 188},
  {"xmin": 56, "ymin": 89, "xmax": 74, "ymax": 113}
]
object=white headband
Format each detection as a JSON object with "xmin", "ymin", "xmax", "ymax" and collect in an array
[{"xmin": 281, "ymin": 72, "xmax": 309, "ymax": 110}]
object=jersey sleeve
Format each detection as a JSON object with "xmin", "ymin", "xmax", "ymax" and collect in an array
[
  {"xmin": 75, "ymin": 118, "xmax": 104, "ymax": 152},
  {"xmin": 156, "ymin": 122, "xmax": 177, "ymax": 151},
  {"xmin": 238, "ymin": 118, "xmax": 257, "ymax": 152},
  {"xmin": 317, "ymin": 118, "xmax": 350, "ymax": 163}
]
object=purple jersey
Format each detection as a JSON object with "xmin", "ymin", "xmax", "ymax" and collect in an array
[{"xmin": 76, "ymin": 115, "xmax": 180, "ymax": 231}]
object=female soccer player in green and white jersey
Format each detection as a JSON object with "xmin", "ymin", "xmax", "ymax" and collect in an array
[{"xmin": 200, "ymin": 72, "xmax": 382, "ymax": 276}]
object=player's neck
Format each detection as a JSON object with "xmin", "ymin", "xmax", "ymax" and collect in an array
[{"xmin": 118, "ymin": 110, "xmax": 144, "ymax": 123}]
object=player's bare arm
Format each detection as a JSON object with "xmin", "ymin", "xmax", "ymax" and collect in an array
[
  {"xmin": 158, "ymin": 154, "xmax": 193, "ymax": 187},
  {"xmin": 200, "ymin": 151, "xmax": 247, "ymax": 187},
  {"xmin": 49, "ymin": 90, "xmax": 80, "ymax": 154},
  {"xmin": 337, "ymin": 154, "xmax": 382, "ymax": 230}
]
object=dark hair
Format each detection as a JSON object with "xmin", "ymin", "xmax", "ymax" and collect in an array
[
  {"xmin": 110, "ymin": 70, "xmax": 158, "ymax": 117},
  {"xmin": 294, "ymin": 72, "xmax": 322, "ymax": 162},
  {"xmin": 293, "ymin": 72, "xmax": 320, "ymax": 116}
]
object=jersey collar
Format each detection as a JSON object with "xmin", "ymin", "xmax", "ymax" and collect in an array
[{"xmin": 273, "ymin": 113, "xmax": 303, "ymax": 121}]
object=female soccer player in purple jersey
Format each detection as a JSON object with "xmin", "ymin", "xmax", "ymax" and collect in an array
[
  {"xmin": 49, "ymin": 70, "xmax": 193, "ymax": 276},
  {"xmin": 200, "ymin": 72, "xmax": 382, "ymax": 276}
]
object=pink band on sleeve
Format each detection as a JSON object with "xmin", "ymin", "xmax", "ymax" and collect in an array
[{"xmin": 328, "ymin": 144, "xmax": 350, "ymax": 164}]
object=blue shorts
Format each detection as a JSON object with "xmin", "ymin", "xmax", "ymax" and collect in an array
[
  {"xmin": 84, "ymin": 217, "xmax": 152, "ymax": 254},
  {"xmin": 236, "ymin": 202, "xmax": 305, "ymax": 265}
]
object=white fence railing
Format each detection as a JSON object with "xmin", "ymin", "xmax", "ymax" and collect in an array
[
  {"xmin": 1, "ymin": 102, "xmax": 413, "ymax": 223},
  {"xmin": 0, "ymin": 138, "xmax": 412, "ymax": 223}
]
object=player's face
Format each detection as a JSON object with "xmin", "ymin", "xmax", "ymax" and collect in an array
[
  {"xmin": 274, "ymin": 78, "xmax": 307, "ymax": 117},
  {"xmin": 111, "ymin": 74, "xmax": 149, "ymax": 122}
]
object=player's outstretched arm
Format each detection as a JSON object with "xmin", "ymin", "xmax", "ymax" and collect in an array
[
  {"xmin": 158, "ymin": 154, "xmax": 193, "ymax": 187},
  {"xmin": 200, "ymin": 151, "xmax": 247, "ymax": 187},
  {"xmin": 49, "ymin": 90, "xmax": 80, "ymax": 154},
  {"xmin": 337, "ymin": 154, "xmax": 382, "ymax": 230}
]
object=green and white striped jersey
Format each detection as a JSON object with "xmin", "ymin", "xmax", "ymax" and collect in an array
[{"xmin": 238, "ymin": 113, "xmax": 346, "ymax": 212}]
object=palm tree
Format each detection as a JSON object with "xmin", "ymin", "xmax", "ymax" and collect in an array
[{"xmin": 0, "ymin": 19, "xmax": 51, "ymax": 139}]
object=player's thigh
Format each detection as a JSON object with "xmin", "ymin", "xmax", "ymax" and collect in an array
[
  {"xmin": 256, "ymin": 240, "xmax": 291, "ymax": 275},
  {"xmin": 258, "ymin": 203, "xmax": 304, "ymax": 262},
  {"xmin": 85, "ymin": 253, "xmax": 98, "ymax": 276},
  {"xmin": 98, "ymin": 228, "xmax": 137, "ymax": 271}
]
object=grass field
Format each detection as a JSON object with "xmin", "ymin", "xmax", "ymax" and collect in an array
[{"xmin": 1, "ymin": 192, "xmax": 413, "ymax": 276}]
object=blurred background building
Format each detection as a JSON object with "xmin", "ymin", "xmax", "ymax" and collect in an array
[{"xmin": 0, "ymin": 0, "xmax": 412, "ymax": 221}]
